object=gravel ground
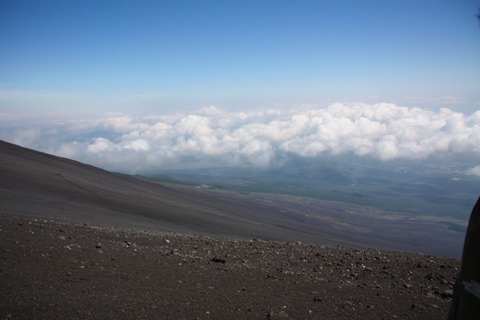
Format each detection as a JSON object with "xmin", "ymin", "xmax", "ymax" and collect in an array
[{"xmin": 0, "ymin": 215, "xmax": 459, "ymax": 319}]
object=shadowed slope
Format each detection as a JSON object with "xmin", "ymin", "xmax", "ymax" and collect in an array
[{"xmin": 0, "ymin": 140, "xmax": 342, "ymax": 243}]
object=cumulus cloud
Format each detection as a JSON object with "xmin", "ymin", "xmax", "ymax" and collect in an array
[
  {"xmin": 1, "ymin": 103, "xmax": 479, "ymax": 173},
  {"xmin": 466, "ymin": 165, "xmax": 480, "ymax": 177}
]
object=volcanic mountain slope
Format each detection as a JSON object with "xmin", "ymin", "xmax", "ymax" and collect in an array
[
  {"xmin": 0, "ymin": 140, "xmax": 464, "ymax": 256},
  {"xmin": 0, "ymin": 140, "xmax": 463, "ymax": 319},
  {"xmin": 0, "ymin": 140, "xmax": 328, "ymax": 241}
]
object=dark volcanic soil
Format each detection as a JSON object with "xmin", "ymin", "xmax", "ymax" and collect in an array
[{"xmin": 1, "ymin": 215, "xmax": 459, "ymax": 320}]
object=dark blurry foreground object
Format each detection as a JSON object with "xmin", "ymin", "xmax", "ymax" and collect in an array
[{"xmin": 448, "ymin": 197, "xmax": 480, "ymax": 319}]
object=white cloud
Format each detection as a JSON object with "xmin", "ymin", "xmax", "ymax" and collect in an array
[
  {"xmin": 87, "ymin": 138, "xmax": 115, "ymax": 153},
  {"xmin": 466, "ymin": 165, "xmax": 480, "ymax": 177},
  {"xmin": 200, "ymin": 105, "xmax": 223, "ymax": 115},
  {"xmin": 1, "ymin": 102, "xmax": 480, "ymax": 173},
  {"xmin": 125, "ymin": 139, "xmax": 150, "ymax": 152}
]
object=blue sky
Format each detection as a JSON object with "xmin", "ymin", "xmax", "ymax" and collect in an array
[
  {"xmin": 1, "ymin": 1, "xmax": 480, "ymax": 176},
  {"xmin": 1, "ymin": 0, "xmax": 480, "ymax": 115}
]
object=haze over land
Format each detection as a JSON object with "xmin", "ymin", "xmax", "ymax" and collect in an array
[{"xmin": 0, "ymin": 140, "xmax": 468, "ymax": 258}]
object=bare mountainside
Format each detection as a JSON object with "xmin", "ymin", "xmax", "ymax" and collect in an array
[
  {"xmin": 0, "ymin": 140, "xmax": 464, "ymax": 257},
  {"xmin": 0, "ymin": 140, "xmax": 465, "ymax": 319}
]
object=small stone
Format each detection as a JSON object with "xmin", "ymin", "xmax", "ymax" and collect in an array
[
  {"xmin": 211, "ymin": 257, "xmax": 226, "ymax": 264},
  {"xmin": 441, "ymin": 289, "xmax": 453, "ymax": 299},
  {"xmin": 343, "ymin": 301, "xmax": 353, "ymax": 308},
  {"xmin": 95, "ymin": 242, "xmax": 102, "ymax": 249},
  {"xmin": 267, "ymin": 309, "xmax": 289, "ymax": 319}
]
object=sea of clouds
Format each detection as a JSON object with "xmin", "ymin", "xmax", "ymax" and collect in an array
[{"xmin": 2, "ymin": 102, "xmax": 480, "ymax": 175}]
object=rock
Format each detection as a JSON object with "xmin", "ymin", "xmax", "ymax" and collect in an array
[
  {"xmin": 95, "ymin": 242, "xmax": 102, "ymax": 249},
  {"xmin": 267, "ymin": 309, "xmax": 289, "ymax": 319},
  {"xmin": 343, "ymin": 300, "xmax": 354, "ymax": 308},
  {"xmin": 211, "ymin": 257, "xmax": 226, "ymax": 264},
  {"xmin": 441, "ymin": 289, "xmax": 453, "ymax": 299}
]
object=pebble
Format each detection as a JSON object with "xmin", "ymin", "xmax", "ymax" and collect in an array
[
  {"xmin": 211, "ymin": 257, "xmax": 226, "ymax": 264},
  {"xmin": 267, "ymin": 309, "xmax": 289, "ymax": 319}
]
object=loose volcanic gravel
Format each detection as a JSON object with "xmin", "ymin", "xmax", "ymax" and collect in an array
[{"xmin": 0, "ymin": 215, "xmax": 460, "ymax": 319}]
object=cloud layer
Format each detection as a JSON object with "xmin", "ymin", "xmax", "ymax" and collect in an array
[{"xmin": 2, "ymin": 103, "xmax": 480, "ymax": 174}]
